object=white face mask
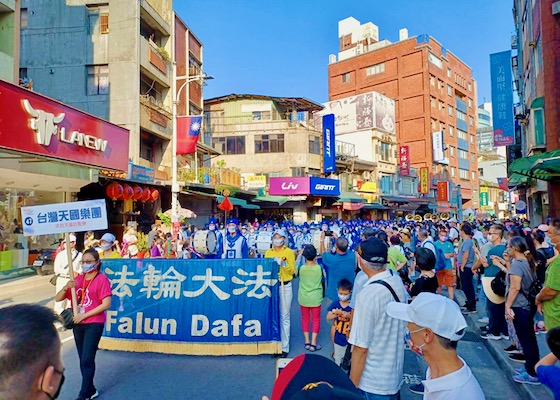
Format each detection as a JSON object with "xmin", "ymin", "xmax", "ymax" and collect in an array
[
  {"xmin": 228, "ymin": 226, "xmax": 237, "ymax": 234},
  {"xmin": 338, "ymin": 293, "xmax": 350, "ymax": 301},
  {"xmin": 273, "ymin": 238, "xmax": 284, "ymax": 246},
  {"xmin": 209, "ymin": 225, "xmax": 215, "ymax": 231}
]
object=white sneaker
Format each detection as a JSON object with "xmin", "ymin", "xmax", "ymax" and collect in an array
[
  {"xmin": 480, "ymin": 333, "xmax": 502, "ymax": 340},
  {"xmin": 477, "ymin": 317, "xmax": 489, "ymax": 324},
  {"xmin": 501, "ymin": 334, "xmax": 510, "ymax": 340}
]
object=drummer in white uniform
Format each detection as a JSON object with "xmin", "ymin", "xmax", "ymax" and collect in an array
[
  {"xmin": 222, "ymin": 218, "xmax": 249, "ymax": 259},
  {"xmin": 53, "ymin": 234, "xmax": 82, "ymax": 315},
  {"xmin": 205, "ymin": 217, "xmax": 223, "ymax": 259}
]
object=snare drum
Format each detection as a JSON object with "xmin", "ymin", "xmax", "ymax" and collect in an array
[
  {"xmin": 256, "ymin": 231, "xmax": 274, "ymax": 255},
  {"xmin": 193, "ymin": 230, "xmax": 217, "ymax": 255}
]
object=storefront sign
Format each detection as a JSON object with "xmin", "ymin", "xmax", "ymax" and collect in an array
[
  {"xmin": 0, "ymin": 80, "xmax": 129, "ymax": 171},
  {"xmin": 127, "ymin": 162, "xmax": 155, "ymax": 184},
  {"xmin": 437, "ymin": 181, "xmax": 449, "ymax": 202},
  {"xmin": 399, "ymin": 146, "xmax": 410, "ymax": 176},
  {"xmin": 342, "ymin": 202, "xmax": 364, "ymax": 211},
  {"xmin": 322, "ymin": 91, "xmax": 396, "ymax": 134},
  {"xmin": 245, "ymin": 175, "xmax": 267, "ymax": 189},
  {"xmin": 100, "ymin": 258, "xmax": 280, "ymax": 355},
  {"xmin": 269, "ymin": 177, "xmax": 310, "ymax": 195},
  {"xmin": 287, "ymin": 196, "xmax": 307, "ymax": 201},
  {"xmin": 419, "ymin": 167, "xmax": 429, "ymax": 194},
  {"xmin": 490, "ymin": 51, "xmax": 515, "ymax": 147},
  {"xmin": 479, "ymin": 190, "xmax": 489, "ymax": 207},
  {"xmin": 515, "ymin": 200, "xmax": 527, "ymax": 214},
  {"xmin": 309, "ymin": 177, "xmax": 340, "ymax": 196},
  {"xmin": 21, "ymin": 199, "xmax": 108, "ymax": 236},
  {"xmin": 323, "ymin": 114, "xmax": 336, "ymax": 173}
]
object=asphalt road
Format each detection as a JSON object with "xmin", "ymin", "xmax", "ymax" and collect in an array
[{"xmin": 1, "ymin": 275, "xmax": 523, "ymax": 400}]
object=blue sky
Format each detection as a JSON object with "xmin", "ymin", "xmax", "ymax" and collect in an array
[{"xmin": 177, "ymin": 0, "xmax": 514, "ymax": 105}]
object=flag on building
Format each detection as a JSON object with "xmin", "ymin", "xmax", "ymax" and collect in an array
[
  {"xmin": 176, "ymin": 116, "xmax": 202, "ymax": 155},
  {"xmin": 497, "ymin": 177, "xmax": 509, "ymax": 192}
]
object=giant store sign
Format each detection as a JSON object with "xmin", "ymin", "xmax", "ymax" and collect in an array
[{"xmin": 0, "ymin": 80, "xmax": 129, "ymax": 171}]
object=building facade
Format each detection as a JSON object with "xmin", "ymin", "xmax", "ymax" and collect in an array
[
  {"xmin": 0, "ymin": 0, "xmax": 19, "ymax": 83},
  {"xmin": 511, "ymin": 0, "xmax": 560, "ymax": 221},
  {"xmin": 328, "ymin": 17, "xmax": 479, "ymax": 215},
  {"xmin": 20, "ymin": 0, "xmax": 174, "ymax": 179},
  {"xmin": 477, "ymin": 103, "xmax": 494, "ymax": 154}
]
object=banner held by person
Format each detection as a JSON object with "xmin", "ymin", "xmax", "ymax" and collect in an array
[{"xmin": 99, "ymin": 258, "xmax": 281, "ymax": 355}]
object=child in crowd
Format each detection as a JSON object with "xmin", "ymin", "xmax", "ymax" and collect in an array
[
  {"xmin": 326, "ymin": 278, "xmax": 353, "ymax": 366},
  {"xmin": 297, "ymin": 244, "xmax": 324, "ymax": 352}
]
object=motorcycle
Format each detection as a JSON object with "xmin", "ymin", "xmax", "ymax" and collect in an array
[{"xmin": 32, "ymin": 240, "xmax": 60, "ymax": 275}]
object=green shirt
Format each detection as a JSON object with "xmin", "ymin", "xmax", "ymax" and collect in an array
[
  {"xmin": 543, "ymin": 257, "xmax": 560, "ymax": 330},
  {"xmin": 297, "ymin": 263, "xmax": 324, "ymax": 307},
  {"xmin": 387, "ymin": 246, "xmax": 407, "ymax": 271},
  {"xmin": 434, "ymin": 240, "xmax": 454, "ymax": 270}
]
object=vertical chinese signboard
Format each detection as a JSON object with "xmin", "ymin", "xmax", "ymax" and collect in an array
[
  {"xmin": 399, "ymin": 146, "xmax": 410, "ymax": 176},
  {"xmin": 322, "ymin": 114, "xmax": 336, "ymax": 173},
  {"xmin": 490, "ymin": 51, "xmax": 515, "ymax": 147},
  {"xmin": 437, "ymin": 181, "xmax": 449, "ymax": 202},
  {"xmin": 419, "ymin": 167, "xmax": 429, "ymax": 194},
  {"xmin": 479, "ymin": 187, "xmax": 489, "ymax": 207}
]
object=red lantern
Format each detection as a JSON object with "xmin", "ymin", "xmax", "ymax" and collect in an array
[
  {"xmin": 150, "ymin": 189, "xmax": 160, "ymax": 202},
  {"xmin": 132, "ymin": 186, "xmax": 143, "ymax": 200},
  {"xmin": 122, "ymin": 184, "xmax": 134, "ymax": 201},
  {"xmin": 106, "ymin": 182, "xmax": 124, "ymax": 201},
  {"xmin": 141, "ymin": 188, "xmax": 151, "ymax": 203}
]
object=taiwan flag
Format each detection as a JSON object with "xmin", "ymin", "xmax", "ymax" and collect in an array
[
  {"xmin": 176, "ymin": 116, "xmax": 202, "ymax": 155},
  {"xmin": 497, "ymin": 177, "xmax": 509, "ymax": 192}
]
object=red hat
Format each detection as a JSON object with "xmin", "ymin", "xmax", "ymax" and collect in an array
[{"xmin": 271, "ymin": 354, "xmax": 363, "ymax": 400}]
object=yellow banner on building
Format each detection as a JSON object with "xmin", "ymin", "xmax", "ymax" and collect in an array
[
  {"xmin": 245, "ymin": 175, "xmax": 267, "ymax": 189},
  {"xmin": 420, "ymin": 167, "xmax": 429, "ymax": 194},
  {"xmin": 480, "ymin": 187, "xmax": 489, "ymax": 193}
]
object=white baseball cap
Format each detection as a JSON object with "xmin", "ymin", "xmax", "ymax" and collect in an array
[
  {"xmin": 386, "ymin": 293, "xmax": 467, "ymax": 341},
  {"xmin": 448, "ymin": 218, "xmax": 458, "ymax": 223}
]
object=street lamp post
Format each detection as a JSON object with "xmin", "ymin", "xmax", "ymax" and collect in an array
[{"xmin": 171, "ymin": 63, "xmax": 213, "ymax": 225}]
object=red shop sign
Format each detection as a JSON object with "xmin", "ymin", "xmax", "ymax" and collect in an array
[{"xmin": 0, "ymin": 80, "xmax": 129, "ymax": 171}]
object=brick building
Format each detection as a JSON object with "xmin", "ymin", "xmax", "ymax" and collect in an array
[{"xmin": 328, "ymin": 17, "xmax": 479, "ymax": 213}]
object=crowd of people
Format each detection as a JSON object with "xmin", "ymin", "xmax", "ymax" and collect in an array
[{"xmin": 2, "ymin": 214, "xmax": 560, "ymax": 399}]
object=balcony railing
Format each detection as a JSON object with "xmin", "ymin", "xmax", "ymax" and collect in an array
[
  {"xmin": 336, "ymin": 140, "xmax": 356, "ymax": 158},
  {"xmin": 205, "ymin": 112, "xmax": 322, "ymax": 133},
  {"xmin": 178, "ymin": 166, "xmax": 241, "ymax": 187}
]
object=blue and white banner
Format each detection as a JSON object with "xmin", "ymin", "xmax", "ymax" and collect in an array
[
  {"xmin": 490, "ymin": 51, "xmax": 515, "ymax": 147},
  {"xmin": 323, "ymin": 114, "xmax": 336, "ymax": 173},
  {"xmin": 309, "ymin": 177, "xmax": 340, "ymax": 196},
  {"xmin": 101, "ymin": 259, "xmax": 280, "ymax": 351}
]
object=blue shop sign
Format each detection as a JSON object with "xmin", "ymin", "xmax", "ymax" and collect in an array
[
  {"xmin": 309, "ymin": 177, "xmax": 340, "ymax": 196},
  {"xmin": 127, "ymin": 162, "xmax": 155, "ymax": 184}
]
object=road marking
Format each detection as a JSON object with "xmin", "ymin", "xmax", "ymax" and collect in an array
[{"xmin": 61, "ymin": 336, "xmax": 74, "ymax": 344}]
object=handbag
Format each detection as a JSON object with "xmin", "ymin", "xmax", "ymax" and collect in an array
[
  {"xmin": 49, "ymin": 274, "xmax": 58, "ymax": 286},
  {"xmin": 340, "ymin": 344, "xmax": 352, "ymax": 371},
  {"xmin": 490, "ymin": 270, "xmax": 506, "ymax": 297},
  {"xmin": 60, "ymin": 308, "xmax": 75, "ymax": 329}
]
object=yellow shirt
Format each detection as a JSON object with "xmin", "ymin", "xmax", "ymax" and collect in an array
[
  {"xmin": 97, "ymin": 249, "xmax": 122, "ymax": 259},
  {"xmin": 265, "ymin": 246, "xmax": 295, "ymax": 283}
]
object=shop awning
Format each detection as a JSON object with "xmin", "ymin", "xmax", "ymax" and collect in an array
[
  {"xmin": 242, "ymin": 204, "xmax": 260, "ymax": 210},
  {"xmin": 381, "ymin": 196, "xmax": 410, "ymax": 204},
  {"xmin": 216, "ymin": 195, "xmax": 247, "ymax": 207},
  {"xmin": 184, "ymin": 189, "xmax": 218, "ymax": 198},
  {"xmin": 252, "ymin": 195, "xmax": 289, "ymax": 206},
  {"xmin": 363, "ymin": 203, "xmax": 387, "ymax": 210},
  {"xmin": 337, "ymin": 191, "xmax": 366, "ymax": 203},
  {"xmin": 509, "ymin": 149, "xmax": 560, "ymax": 182}
]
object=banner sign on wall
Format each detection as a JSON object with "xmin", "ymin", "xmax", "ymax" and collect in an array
[
  {"xmin": 323, "ymin": 114, "xmax": 336, "ymax": 173},
  {"xmin": 309, "ymin": 177, "xmax": 340, "ymax": 196},
  {"xmin": 269, "ymin": 177, "xmax": 310, "ymax": 195},
  {"xmin": 490, "ymin": 51, "xmax": 515, "ymax": 147},
  {"xmin": 399, "ymin": 146, "xmax": 410, "ymax": 176},
  {"xmin": 21, "ymin": 199, "xmax": 108, "ymax": 236},
  {"xmin": 437, "ymin": 181, "xmax": 449, "ymax": 202},
  {"xmin": 419, "ymin": 167, "xmax": 430, "ymax": 194},
  {"xmin": 100, "ymin": 258, "xmax": 281, "ymax": 355},
  {"xmin": 432, "ymin": 131, "xmax": 445, "ymax": 163}
]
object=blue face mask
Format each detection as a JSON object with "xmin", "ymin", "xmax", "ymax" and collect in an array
[
  {"xmin": 82, "ymin": 262, "xmax": 96, "ymax": 273},
  {"xmin": 101, "ymin": 243, "xmax": 111, "ymax": 250}
]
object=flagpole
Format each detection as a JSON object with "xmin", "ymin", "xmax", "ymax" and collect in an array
[{"xmin": 172, "ymin": 62, "xmax": 179, "ymax": 226}]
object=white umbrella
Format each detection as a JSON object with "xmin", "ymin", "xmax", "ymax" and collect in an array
[{"xmin": 163, "ymin": 208, "xmax": 197, "ymax": 219}]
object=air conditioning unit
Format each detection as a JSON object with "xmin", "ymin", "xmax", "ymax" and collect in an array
[{"xmin": 362, "ymin": 171, "xmax": 372, "ymax": 180}]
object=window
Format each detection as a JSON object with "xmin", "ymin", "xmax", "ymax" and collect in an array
[
  {"xmin": 439, "ymin": 121, "xmax": 445, "ymax": 131},
  {"xmin": 471, "ymin": 171, "xmax": 476, "ymax": 180},
  {"xmin": 471, "ymin": 153, "xmax": 475, "ymax": 162},
  {"xmin": 450, "ymin": 146, "xmax": 455, "ymax": 157},
  {"xmin": 430, "ymin": 75, "xmax": 435, "ymax": 86},
  {"xmin": 431, "ymin": 119, "xmax": 437, "ymax": 130},
  {"xmin": 430, "ymin": 97, "xmax": 436, "ymax": 108},
  {"xmin": 252, "ymin": 111, "xmax": 271, "ymax": 120},
  {"xmin": 212, "ymin": 136, "xmax": 245, "ymax": 155},
  {"xmin": 456, "ymin": 110, "xmax": 467, "ymax": 121},
  {"xmin": 100, "ymin": 14, "xmax": 109, "ymax": 34},
  {"xmin": 470, "ymin": 135, "xmax": 474, "ymax": 144},
  {"xmin": 309, "ymin": 135, "xmax": 320, "ymax": 154},
  {"xmin": 189, "ymin": 104, "xmax": 202, "ymax": 116},
  {"xmin": 428, "ymin": 53, "xmax": 443, "ymax": 69},
  {"xmin": 20, "ymin": 8, "xmax": 28, "ymax": 28},
  {"xmin": 86, "ymin": 65, "xmax": 109, "ymax": 95},
  {"xmin": 439, "ymin": 101, "xmax": 445, "ymax": 111},
  {"xmin": 451, "ymin": 167, "xmax": 456, "ymax": 177},
  {"xmin": 342, "ymin": 73, "xmax": 350, "ymax": 83},
  {"xmin": 458, "ymin": 130, "xmax": 467, "ymax": 140},
  {"xmin": 478, "ymin": 168, "xmax": 484, "ymax": 177},
  {"xmin": 469, "ymin": 116, "xmax": 473, "ymax": 126},
  {"xmin": 468, "ymin": 98, "xmax": 473, "ymax": 108},
  {"xmin": 459, "ymin": 149, "xmax": 468, "ymax": 159},
  {"xmin": 448, "ymin": 125, "xmax": 454, "ymax": 137},
  {"xmin": 447, "ymin": 68, "xmax": 452, "ymax": 78},
  {"xmin": 366, "ymin": 63, "xmax": 385, "ymax": 76},
  {"xmin": 447, "ymin": 85, "xmax": 453, "ymax": 96},
  {"xmin": 255, "ymin": 134, "xmax": 284, "ymax": 153},
  {"xmin": 291, "ymin": 167, "xmax": 305, "ymax": 176},
  {"xmin": 468, "ymin": 82, "xmax": 472, "ymax": 91},
  {"xmin": 380, "ymin": 142, "xmax": 391, "ymax": 162},
  {"xmin": 448, "ymin": 105, "xmax": 453, "ymax": 116},
  {"xmin": 459, "ymin": 169, "xmax": 469, "ymax": 179}
]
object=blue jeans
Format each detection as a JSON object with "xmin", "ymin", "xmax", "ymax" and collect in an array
[{"xmin": 361, "ymin": 390, "xmax": 400, "ymax": 400}]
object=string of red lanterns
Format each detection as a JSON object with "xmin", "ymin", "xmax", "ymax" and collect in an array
[{"xmin": 105, "ymin": 182, "xmax": 160, "ymax": 203}]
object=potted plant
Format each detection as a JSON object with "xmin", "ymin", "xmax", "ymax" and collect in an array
[{"xmin": 136, "ymin": 232, "xmax": 149, "ymax": 259}]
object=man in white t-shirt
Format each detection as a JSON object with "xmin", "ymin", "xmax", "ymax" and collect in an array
[
  {"xmin": 53, "ymin": 234, "xmax": 82, "ymax": 314},
  {"xmin": 448, "ymin": 218, "xmax": 460, "ymax": 241},
  {"xmin": 349, "ymin": 237, "xmax": 407, "ymax": 398},
  {"xmin": 387, "ymin": 293, "xmax": 485, "ymax": 400}
]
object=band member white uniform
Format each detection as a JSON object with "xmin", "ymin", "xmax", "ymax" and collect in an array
[
  {"xmin": 265, "ymin": 228, "xmax": 295, "ymax": 358},
  {"xmin": 205, "ymin": 217, "xmax": 223, "ymax": 259},
  {"xmin": 53, "ymin": 234, "xmax": 82, "ymax": 314},
  {"xmin": 222, "ymin": 218, "xmax": 249, "ymax": 259}
]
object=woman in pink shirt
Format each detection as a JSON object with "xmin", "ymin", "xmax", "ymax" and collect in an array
[{"xmin": 55, "ymin": 248, "xmax": 112, "ymax": 400}]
